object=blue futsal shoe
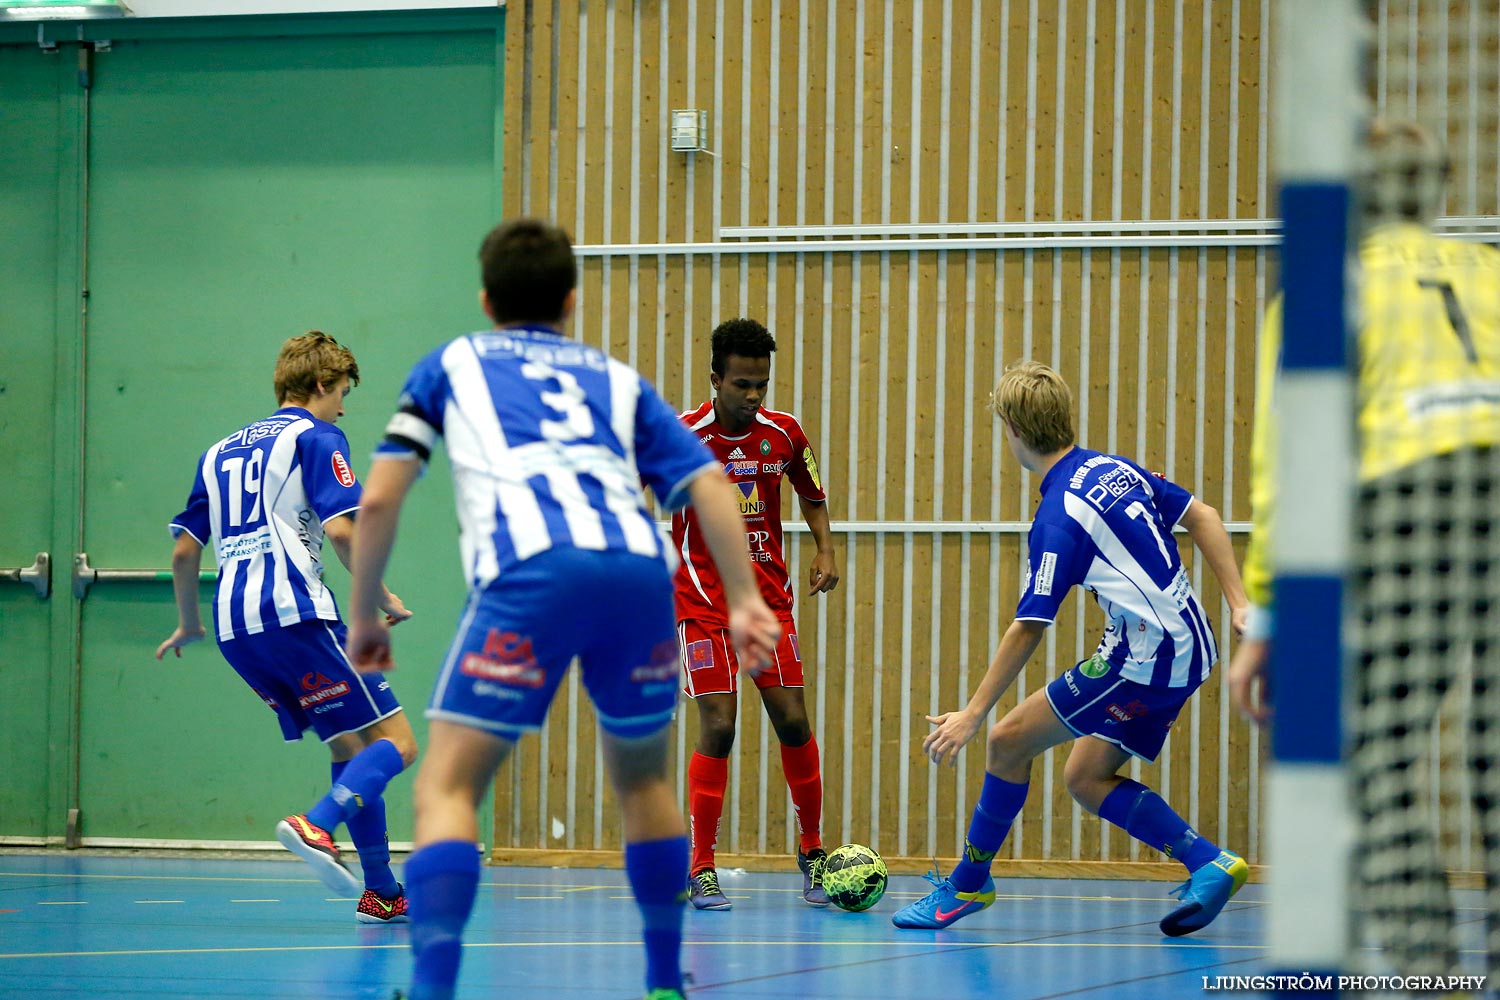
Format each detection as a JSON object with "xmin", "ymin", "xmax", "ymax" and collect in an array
[
  {"xmin": 1160, "ymin": 849, "xmax": 1249, "ymax": 936},
  {"xmin": 890, "ymin": 871, "xmax": 996, "ymax": 929}
]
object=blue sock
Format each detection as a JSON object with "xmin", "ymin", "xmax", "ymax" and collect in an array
[
  {"xmin": 406, "ymin": 840, "xmax": 481, "ymax": 1000},
  {"xmin": 624, "ymin": 836, "xmax": 688, "ymax": 993},
  {"xmin": 950, "ymin": 774, "xmax": 1028, "ymax": 892},
  {"xmin": 1097, "ymin": 778, "xmax": 1222, "ymax": 872},
  {"xmin": 306, "ymin": 739, "xmax": 403, "ymax": 834},
  {"xmin": 344, "ymin": 787, "xmax": 399, "ymax": 898}
]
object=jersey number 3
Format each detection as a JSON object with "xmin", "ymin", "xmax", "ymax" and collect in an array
[{"xmin": 522, "ymin": 361, "xmax": 596, "ymax": 442}]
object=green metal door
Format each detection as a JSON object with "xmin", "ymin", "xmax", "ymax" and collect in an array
[
  {"xmin": 0, "ymin": 45, "xmax": 83, "ymax": 843},
  {"xmin": 29, "ymin": 17, "xmax": 501, "ymax": 844}
]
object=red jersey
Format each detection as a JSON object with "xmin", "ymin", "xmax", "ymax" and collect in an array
[{"xmin": 671, "ymin": 402, "xmax": 827, "ymax": 624}]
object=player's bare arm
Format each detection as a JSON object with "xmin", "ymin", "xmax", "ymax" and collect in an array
[
  {"xmin": 686, "ymin": 468, "xmax": 781, "ymax": 670},
  {"xmin": 1178, "ymin": 500, "xmax": 1250, "ymax": 635},
  {"xmin": 799, "ymin": 495, "xmax": 840, "ymax": 595},
  {"xmin": 324, "ymin": 511, "xmax": 412, "ymax": 626},
  {"xmin": 1227, "ymin": 637, "xmax": 1272, "ymax": 725},
  {"xmin": 155, "ymin": 532, "xmax": 208, "ymax": 660},
  {"xmin": 345, "ymin": 456, "xmax": 422, "ymax": 673},
  {"xmin": 924, "ymin": 619, "xmax": 1049, "ymax": 766}
]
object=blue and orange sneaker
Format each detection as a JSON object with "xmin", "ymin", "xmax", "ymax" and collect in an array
[
  {"xmin": 1159, "ymin": 849, "xmax": 1249, "ymax": 936},
  {"xmin": 890, "ymin": 870, "xmax": 996, "ymax": 929}
]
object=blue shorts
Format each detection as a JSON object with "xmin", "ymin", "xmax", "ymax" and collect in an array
[
  {"xmin": 1044, "ymin": 657, "xmax": 1203, "ymax": 762},
  {"xmin": 429, "ymin": 547, "xmax": 680, "ymax": 740},
  {"xmin": 218, "ymin": 618, "xmax": 402, "ymax": 743}
]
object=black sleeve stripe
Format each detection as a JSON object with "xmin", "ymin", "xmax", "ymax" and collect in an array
[{"xmin": 384, "ymin": 434, "xmax": 432, "ymax": 463}]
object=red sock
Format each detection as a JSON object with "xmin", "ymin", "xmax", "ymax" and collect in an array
[
  {"xmin": 687, "ymin": 752, "xmax": 729, "ymax": 874},
  {"xmin": 780, "ymin": 735, "xmax": 823, "ymax": 853}
]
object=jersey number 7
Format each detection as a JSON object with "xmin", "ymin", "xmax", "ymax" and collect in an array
[{"xmin": 1417, "ymin": 278, "xmax": 1478, "ymax": 364}]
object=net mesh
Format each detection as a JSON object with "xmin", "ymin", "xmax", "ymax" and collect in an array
[{"xmin": 1350, "ymin": 0, "xmax": 1500, "ymax": 978}]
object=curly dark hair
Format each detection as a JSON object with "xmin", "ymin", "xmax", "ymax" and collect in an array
[{"xmin": 710, "ymin": 318, "xmax": 777, "ymax": 375}]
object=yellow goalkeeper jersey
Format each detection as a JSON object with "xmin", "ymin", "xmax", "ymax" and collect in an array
[
  {"xmin": 1242, "ymin": 223, "xmax": 1500, "ymax": 607},
  {"xmin": 1358, "ymin": 223, "xmax": 1500, "ymax": 480}
]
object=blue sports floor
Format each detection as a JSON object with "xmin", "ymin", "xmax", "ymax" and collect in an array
[{"xmin": 0, "ymin": 852, "xmax": 1459, "ymax": 999}]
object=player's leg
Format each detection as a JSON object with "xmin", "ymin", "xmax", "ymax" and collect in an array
[
  {"xmin": 1350, "ymin": 462, "xmax": 1460, "ymax": 974},
  {"xmin": 892, "ymin": 689, "xmax": 1072, "ymax": 929},
  {"xmin": 1469, "ymin": 456, "xmax": 1500, "ymax": 984},
  {"xmin": 602, "ymin": 728, "xmax": 690, "ymax": 1000},
  {"xmin": 1065, "ymin": 735, "xmax": 1244, "ymax": 935},
  {"xmin": 582, "ymin": 552, "xmax": 693, "ymax": 999},
  {"xmin": 758, "ymin": 646, "xmax": 827, "ymax": 906},
  {"xmin": 273, "ymin": 620, "xmax": 411, "ymax": 897},
  {"xmin": 404, "ymin": 720, "xmax": 512, "ymax": 1000},
  {"xmin": 326, "ymin": 710, "xmax": 419, "ymax": 920},
  {"xmin": 1468, "ymin": 651, "xmax": 1500, "ymax": 986},
  {"xmin": 681, "ymin": 620, "xmax": 739, "ymax": 909}
]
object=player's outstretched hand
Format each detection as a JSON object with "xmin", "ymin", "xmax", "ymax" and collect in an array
[
  {"xmin": 729, "ymin": 598, "xmax": 781, "ymax": 676},
  {"xmin": 154, "ymin": 626, "xmax": 206, "ymax": 661},
  {"xmin": 1227, "ymin": 636, "xmax": 1271, "ymax": 726},
  {"xmin": 347, "ymin": 618, "xmax": 395, "ymax": 674},
  {"xmin": 924, "ymin": 709, "xmax": 983, "ymax": 767},
  {"xmin": 808, "ymin": 550, "xmax": 840, "ymax": 596},
  {"xmin": 381, "ymin": 590, "xmax": 413, "ymax": 626}
]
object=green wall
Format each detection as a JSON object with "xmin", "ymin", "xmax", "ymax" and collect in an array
[{"xmin": 1, "ymin": 9, "xmax": 504, "ymax": 845}]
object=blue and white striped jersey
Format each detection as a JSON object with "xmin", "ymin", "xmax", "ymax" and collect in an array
[
  {"xmin": 1016, "ymin": 447, "xmax": 1217, "ymax": 688},
  {"xmin": 375, "ymin": 327, "xmax": 718, "ymax": 591},
  {"xmin": 170, "ymin": 408, "xmax": 363, "ymax": 641}
]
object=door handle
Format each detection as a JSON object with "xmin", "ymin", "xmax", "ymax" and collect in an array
[{"xmin": 0, "ymin": 552, "xmax": 51, "ymax": 599}]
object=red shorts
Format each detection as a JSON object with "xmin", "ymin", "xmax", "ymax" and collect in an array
[{"xmin": 678, "ymin": 618, "xmax": 803, "ymax": 697}]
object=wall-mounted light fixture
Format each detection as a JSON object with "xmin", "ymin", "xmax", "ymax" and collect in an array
[
  {"xmin": 0, "ymin": 0, "xmax": 131, "ymax": 20},
  {"xmin": 669, "ymin": 109, "xmax": 710, "ymax": 154}
]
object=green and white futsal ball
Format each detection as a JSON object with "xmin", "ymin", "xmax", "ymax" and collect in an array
[{"xmin": 822, "ymin": 843, "xmax": 888, "ymax": 912}]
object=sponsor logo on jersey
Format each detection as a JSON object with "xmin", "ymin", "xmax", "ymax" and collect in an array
[
  {"xmin": 745, "ymin": 528, "xmax": 774, "ymax": 562},
  {"xmin": 252, "ymin": 687, "xmax": 280, "ymax": 710},
  {"xmin": 762, "ymin": 462, "xmax": 786, "ymax": 474},
  {"xmin": 685, "ymin": 639, "xmax": 715, "ymax": 672},
  {"xmin": 1105, "ymin": 703, "xmax": 1132, "ymax": 723},
  {"xmin": 224, "ymin": 421, "xmax": 285, "ymax": 449},
  {"xmin": 461, "ymin": 655, "xmax": 546, "ymax": 687},
  {"xmin": 220, "ymin": 527, "xmax": 272, "ymax": 561},
  {"xmin": 631, "ymin": 662, "xmax": 679, "ymax": 683},
  {"xmin": 300, "ymin": 672, "xmax": 335, "ymax": 691},
  {"xmin": 725, "ymin": 459, "xmax": 759, "ymax": 477},
  {"xmin": 728, "ymin": 446, "xmax": 747, "ymax": 459},
  {"xmin": 736, "ymin": 482, "xmax": 766, "ymax": 516},
  {"xmin": 313, "ymin": 701, "xmax": 346, "ymax": 714},
  {"xmin": 461, "ymin": 629, "xmax": 544, "ymax": 686},
  {"xmin": 299, "ymin": 681, "xmax": 351, "ymax": 708},
  {"xmin": 1079, "ymin": 653, "xmax": 1111, "ymax": 678},
  {"xmin": 803, "ymin": 447, "xmax": 821, "ymax": 489},
  {"xmin": 1085, "ymin": 466, "xmax": 1136, "ymax": 512},
  {"xmin": 331, "ymin": 450, "xmax": 356, "ymax": 488},
  {"xmin": 760, "ymin": 439, "xmax": 771, "ymax": 455},
  {"xmin": 1034, "ymin": 552, "xmax": 1057, "ymax": 596},
  {"xmin": 471, "ymin": 680, "xmax": 525, "ymax": 701}
]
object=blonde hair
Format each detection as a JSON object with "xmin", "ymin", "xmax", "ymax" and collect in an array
[
  {"xmin": 273, "ymin": 331, "xmax": 360, "ymax": 404},
  {"xmin": 1362, "ymin": 118, "xmax": 1449, "ymax": 227},
  {"xmin": 990, "ymin": 361, "xmax": 1076, "ymax": 453}
]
